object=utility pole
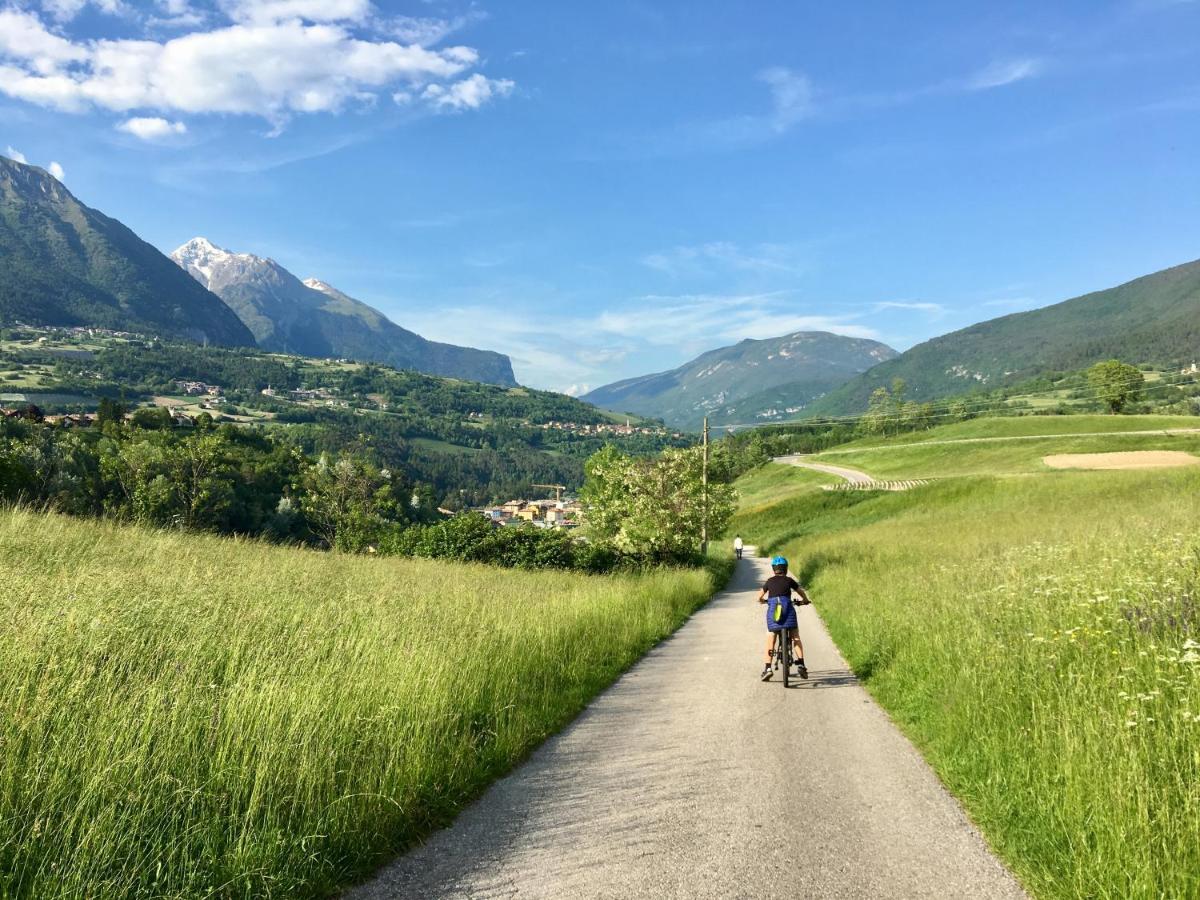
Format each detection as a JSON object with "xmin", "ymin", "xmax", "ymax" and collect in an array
[{"xmin": 701, "ymin": 415, "xmax": 709, "ymax": 557}]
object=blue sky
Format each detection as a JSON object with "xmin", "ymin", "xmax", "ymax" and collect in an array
[{"xmin": 2, "ymin": 0, "xmax": 1199, "ymax": 393}]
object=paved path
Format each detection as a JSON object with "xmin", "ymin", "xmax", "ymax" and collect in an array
[
  {"xmin": 774, "ymin": 454, "xmax": 877, "ymax": 485},
  {"xmin": 347, "ymin": 554, "xmax": 1027, "ymax": 900}
]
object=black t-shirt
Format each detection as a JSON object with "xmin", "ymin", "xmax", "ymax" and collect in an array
[{"xmin": 763, "ymin": 574, "xmax": 801, "ymax": 598}]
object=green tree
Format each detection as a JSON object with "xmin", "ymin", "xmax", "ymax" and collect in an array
[
  {"xmin": 580, "ymin": 445, "xmax": 637, "ymax": 544},
  {"xmin": 96, "ymin": 397, "xmax": 126, "ymax": 427},
  {"xmin": 581, "ymin": 445, "xmax": 734, "ymax": 563},
  {"xmin": 298, "ymin": 452, "xmax": 403, "ymax": 551},
  {"xmin": 129, "ymin": 406, "xmax": 172, "ymax": 430},
  {"xmin": 1087, "ymin": 359, "xmax": 1143, "ymax": 414},
  {"xmin": 863, "ymin": 386, "xmax": 894, "ymax": 436}
]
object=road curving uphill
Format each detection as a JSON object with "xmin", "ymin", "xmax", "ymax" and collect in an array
[
  {"xmin": 348, "ymin": 552, "xmax": 1027, "ymax": 899},
  {"xmin": 774, "ymin": 454, "xmax": 929, "ymax": 491}
]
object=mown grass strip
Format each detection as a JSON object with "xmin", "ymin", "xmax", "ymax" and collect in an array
[{"xmin": 815, "ymin": 430, "xmax": 1200, "ymax": 478}]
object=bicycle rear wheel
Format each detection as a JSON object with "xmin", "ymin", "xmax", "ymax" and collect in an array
[{"xmin": 781, "ymin": 628, "xmax": 791, "ymax": 687}]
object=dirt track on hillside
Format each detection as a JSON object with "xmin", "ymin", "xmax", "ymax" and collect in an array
[{"xmin": 1043, "ymin": 450, "xmax": 1200, "ymax": 470}]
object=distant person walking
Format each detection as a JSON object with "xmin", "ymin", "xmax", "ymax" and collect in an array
[{"xmin": 734, "ymin": 535, "xmax": 744, "ymax": 560}]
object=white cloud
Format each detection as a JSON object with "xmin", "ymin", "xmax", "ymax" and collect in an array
[
  {"xmin": 422, "ymin": 74, "xmax": 514, "ymax": 111},
  {"xmin": 0, "ymin": 7, "xmax": 512, "ymax": 129},
  {"xmin": 397, "ymin": 290, "xmax": 877, "ymax": 390},
  {"xmin": 149, "ymin": 0, "xmax": 208, "ymax": 28},
  {"xmin": 595, "ymin": 294, "xmax": 878, "ymax": 346},
  {"xmin": 562, "ymin": 384, "xmax": 591, "ymax": 397},
  {"xmin": 642, "ymin": 240, "xmax": 811, "ymax": 278},
  {"xmin": 759, "ymin": 66, "xmax": 814, "ymax": 131},
  {"xmin": 219, "ymin": 0, "xmax": 374, "ymax": 25},
  {"xmin": 4, "ymin": 145, "xmax": 26, "ymax": 162},
  {"xmin": 47, "ymin": 160, "xmax": 64, "ymax": 178},
  {"xmin": 981, "ymin": 296, "xmax": 1039, "ymax": 310},
  {"xmin": 387, "ymin": 11, "xmax": 486, "ymax": 46},
  {"xmin": 117, "ymin": 115, "xmax": 187, "ymax": 139},
  {"xmin": 873, "ymin": 300, "xmax": 947, "ymax": 315},
  {"xmin": 678, "ymin": 66, "xmax": 815, "ymax": 150},
  {"xmin": 40, "ymin": 0, "xmax": 125, "ymax": 23},
  {"xmin": 967, "ymin": 58, "xmax": 1043, "ymax": 90},
  {"xmin": 0, "ymin": 9, "xmax": 89, "ymax": 73}
]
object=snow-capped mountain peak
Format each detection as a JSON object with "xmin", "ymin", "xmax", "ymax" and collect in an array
[
  {"xmin": 171, "ymin": 237, "xmax": 236, "ymax": 288},
  {"xmin": 170, "ymin": 236, "xmax": 268, "ymax": 288}
]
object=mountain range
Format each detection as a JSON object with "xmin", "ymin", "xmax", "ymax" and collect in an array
[
  {"xmin": 584, "ymin": 332, "xmax": 897, "ymax": 428},
  {"xmin": 0, "ymin": 156, "xmax": 254, "ymax": 347},
  {"xmin": 171, "ymin": 238, "xmax": 516, "ymax": 386},
  {"xmin": 807, "ymin": 257, "xmax": 1200, "ymax": 416}
]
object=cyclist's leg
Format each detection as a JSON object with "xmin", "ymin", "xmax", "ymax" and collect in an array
[
  {"xmin": 764, "ymin": 631, "xmax": 777, "ymax": 664},
  {"xmin": 791, "ymin": 629, "xmax": 805, "ymax": 662}
]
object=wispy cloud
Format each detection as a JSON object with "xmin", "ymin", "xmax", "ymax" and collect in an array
[
  {"xmin": 386, "ymin": 10, "xmax": 487, "ymax": 47},
  {"xmin": 641, "ymin": 240, "xmax": 812, "ymax": 278},
  {"xmin": 596, "ymin": 293, "xmax": 879, "ymax": 346},
  {"xmin": 965, "ymin": 58, "xmax": 1044, "ymax": 90},
  {"xmin": 684, "ymin": 66, "xmax": 814, "ymax": 150},
  {"xmin": 4, "ymin": 144, "xmax": 25, "ymax": 162},
  {"xmin": 152, "ymin": 129, "xmax": 374, "ymax": 187},
  {"xmin": 396, "ymin": 290, "xmax": 878, "ymax": 391},
  {"xmin": 980, "ymin": 296, "xmax": 1039, "ymax": 310},
  {"xmin": 617, "ymin": 52, "xmax": 1045, "ymax": 160},
  {"xmin": 873, "ymin": 300, "xmax": 948, "ymax": 316}
]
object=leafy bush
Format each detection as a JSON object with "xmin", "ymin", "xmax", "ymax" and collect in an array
[{"xmin": 381, "ymin": 514, "xmax": 613, "ymax": 572}]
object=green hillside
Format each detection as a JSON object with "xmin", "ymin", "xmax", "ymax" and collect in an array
[
  {"xmin": 0, "ymin": 157, "xmax": 254, "ymax": 347},
  {"xmin": 585, "ymin": 331, "xmax": 896, "ymax": 429},
  {"xmin": 0, "ymin": 330, "xmax": 685, "ymax": 506},
  {"xmin": 0, "ymin": 507, "xmax": 724, "ymax": 898},
  {"xmin": 809, "ymin": 258, "xmax": 1200, "ymax": 416},
  {"xmin": 730, "ymin": 421, "xmax": 1200, "ymax": 898}
]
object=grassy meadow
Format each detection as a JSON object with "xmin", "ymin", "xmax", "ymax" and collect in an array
[
  {"xmin": 0, "ymin": 509, "xmax": 726, "ymax": 899},
  {"xmin": 827, "ymin": 413, "xmax": 1199, "ymax": 449},
  {"xmin": 732, "ymin": 421, "xmax": 1200, "ymax": 898},
  {"xmin": 812, "ymin": 416, "xmax": 1200, "ymax": 479}
]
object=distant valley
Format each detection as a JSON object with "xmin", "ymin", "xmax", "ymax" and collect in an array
[{"xmin": 584, "ymin": 331, "xmax": 897, "ymax": 429}]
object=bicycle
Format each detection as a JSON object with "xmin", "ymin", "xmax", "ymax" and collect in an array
[{"xmin": 769, "ymin": 626, "xmax": 796, "ymax": 687}]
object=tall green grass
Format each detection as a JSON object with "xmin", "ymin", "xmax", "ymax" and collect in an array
[
  {"xmin": 735, "ymin": 464, "xmax": 1200, "ymax": 898},
  {"xmin": 0, "ymin": 509, "xmax": 725, "ymax": 899}
]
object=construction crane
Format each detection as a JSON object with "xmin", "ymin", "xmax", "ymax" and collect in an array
[{"xmin": 532, "ymin": 483, "xmax": 567, "ymax": 502}]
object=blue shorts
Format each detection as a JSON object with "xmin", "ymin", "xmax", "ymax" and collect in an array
[{"xmin": 765, "ymin": 596, "xmax": 798, "ymax": 632}]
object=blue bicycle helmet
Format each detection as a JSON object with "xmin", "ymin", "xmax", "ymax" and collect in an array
[{"xmin": 770, "ymin": 555, "xmax": 788, "ymax": 568}]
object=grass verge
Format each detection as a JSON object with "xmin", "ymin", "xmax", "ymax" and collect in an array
[
  {"xmin": 0, "ymin": 508, "xmax": 728, "ymax": 899},
  {"xmin": 733, "ymin": 461, "xmax": 1200, "ymax": 898}
]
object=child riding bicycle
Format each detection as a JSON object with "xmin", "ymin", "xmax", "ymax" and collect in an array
[{"xmin": 758, "ymin": 555, "xmax": 810, "ymax": 681}]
